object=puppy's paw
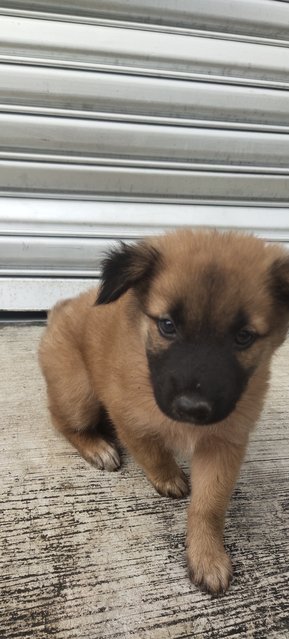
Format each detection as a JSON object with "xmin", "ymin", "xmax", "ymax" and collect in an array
[
  {"xmin": 187, "ymin": 543, "xmax": 232, "ymax": 595},
  {"xmin": 152, "ymin": 469, "xmax": 189, "ymax": 499},
  {"xmin": 82, "ymin": 438, "xmax": 121, "ymax": 472}
]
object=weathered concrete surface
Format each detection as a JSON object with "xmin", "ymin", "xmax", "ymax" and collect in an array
[{"xmin": 0, "ymin": 325, "xmax": 288, "ymax": 639}]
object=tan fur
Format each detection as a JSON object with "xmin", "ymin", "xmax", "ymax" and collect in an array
[{"xmin": 39, "ymin": 229, "xmax": 289, "ymax": 595}]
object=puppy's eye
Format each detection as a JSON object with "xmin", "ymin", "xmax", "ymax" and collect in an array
[
  {"xmin": 235, "ymin": 328, "xmax": 257, "ymax": 350},
  {"xmin": 157, "ymin": 317, "xmax": 177, "ymax": 339}
]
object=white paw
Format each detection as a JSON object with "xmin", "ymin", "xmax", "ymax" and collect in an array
[
  {"xmin": 187, "ymin": 544, "xmax": 232, "ymax": 595},
  {"xmin": 84, "ymin": 439, "xmax": 121, "ymax": 472}
]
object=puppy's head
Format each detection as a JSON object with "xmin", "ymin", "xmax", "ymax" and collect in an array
[{"xmin": 97, "ymin": 230, "xmax": 289, "ymax": 426}]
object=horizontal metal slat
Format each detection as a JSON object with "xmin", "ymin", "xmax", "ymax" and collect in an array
[
  {"xmin": 1, "ymin": 16, "xmax": 289, "ymax": 87},
  {"xmin": 0, "ymin": 236, "xmax": 109, "ymax": 275},
  {"xmin": 3, "ymin": 65, "xmax": 289, "ymax": 131},
  {"xmin": 1, "ymin": 199, "xmax": 289, "ymax": 241},
  {"xmin": 1, "ymin": 162, "xmax": 289, "ymax": 203},
  {"xmin": 2, "ymin": 204, "xmax": 289, "ymax": 278},
  {"xmin": 1, "ymin": 0, "xmax": 289, "ymax": 41},
  {"xmin": 2, "ymin": 113, "xmax": 289, "ymax": 169}
]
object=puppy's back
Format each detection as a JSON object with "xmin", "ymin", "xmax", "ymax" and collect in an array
[{"xmin": 39, "ymin": 287, "xmax": 99, "ymax": 382}]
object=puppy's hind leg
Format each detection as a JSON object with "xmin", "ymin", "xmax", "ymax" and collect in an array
[
  {"xmin": 40, "ymin": 339, "xmax": 120, "ymax": 471},
  {"xmin": 55, "ymin": 414, "xmax": 121, "ymax": 472}
]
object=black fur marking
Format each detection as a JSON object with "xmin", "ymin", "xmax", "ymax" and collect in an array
[{"xmin": 96, "ymin": 241, "xmax": 161, "ymax": 305}]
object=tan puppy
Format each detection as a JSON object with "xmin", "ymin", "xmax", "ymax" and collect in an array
[{"xmin": 39, "ymin": 229, "xmax": 289, "ymax": 595}]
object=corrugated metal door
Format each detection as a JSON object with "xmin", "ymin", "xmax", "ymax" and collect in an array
[{"xmin": 1, "ymin": 1, "xmax": 289, "ymax": 310}]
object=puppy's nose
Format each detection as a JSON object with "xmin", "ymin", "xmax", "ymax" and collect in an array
[{"xmin": 173, "ymin": 394, "xmax": 212, "ymax": 424}]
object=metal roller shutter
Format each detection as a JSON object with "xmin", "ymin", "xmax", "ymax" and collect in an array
[{"xmin": 0, "ymin": 1, "xmax": 289, "ymax": 310}]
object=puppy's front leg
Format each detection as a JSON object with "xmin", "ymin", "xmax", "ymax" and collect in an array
[
  {"xmin": 120, "ymin": 430, "xmax": 189, "ymax": 499},
  {"xmin": 187, "ymin": 434, "xmax": 247, "ymax": 595}
]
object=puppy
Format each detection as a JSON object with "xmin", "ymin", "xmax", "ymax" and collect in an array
[{"xmin": 39, "ymin": 229, "xmax": 289, "ymax": 595}]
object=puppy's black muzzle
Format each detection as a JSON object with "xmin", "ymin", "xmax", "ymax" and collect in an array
[{"xmin": 147, "ymin": 338, "xmax": 249, "ymax": 426}]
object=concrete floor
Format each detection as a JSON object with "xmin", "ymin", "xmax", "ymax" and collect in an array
[{"xmin": 1, "ymin": 325, "xmax": 289, "ymax": 639}]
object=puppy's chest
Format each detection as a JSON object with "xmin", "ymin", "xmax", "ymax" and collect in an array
[
  {"xmin": 162, "ymin": 420, "xmax": 199, "ymax": 458},
  {"xmin": 131, "ymin": 397, "xmax": 199, "ymax": 458}
]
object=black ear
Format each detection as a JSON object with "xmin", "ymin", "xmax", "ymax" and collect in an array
[
  {"xmin": 96, "ymin": 241, "xmax": 161, "ymax": 305},
  {"xmin": 271, "ymin": 256, "xmax": 289, "ymax": 306}
]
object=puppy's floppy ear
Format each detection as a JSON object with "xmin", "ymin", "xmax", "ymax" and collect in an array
[
  {"xmin": 270, "ymin": 255, "xmax": 289, "ymax": 307},
  {"xmin": 96, "ymin": 240, "xmax": 161, "ymax": 305}
]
